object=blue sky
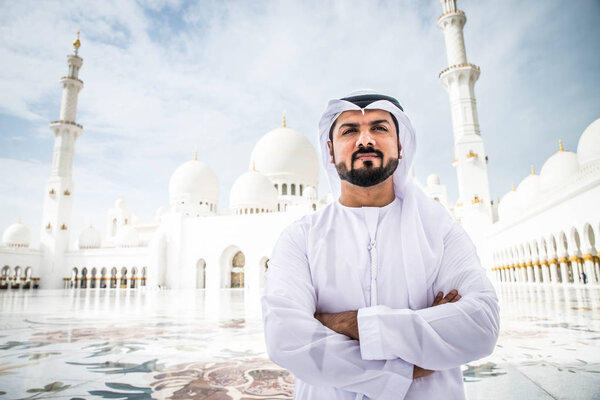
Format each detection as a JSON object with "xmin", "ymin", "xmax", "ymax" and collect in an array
[{"xmin": 1, "ymin": 0, "xmax": 599, "ymax": 247}]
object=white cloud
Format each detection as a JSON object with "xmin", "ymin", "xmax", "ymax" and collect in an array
[{"xmin": 0, "ymin": 0, "xmax": 598, "ymax": 246}]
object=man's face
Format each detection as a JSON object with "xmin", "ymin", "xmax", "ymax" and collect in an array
[{"xmin": 328, "ymin": 109, "xmax": 401, "ymax": 188}]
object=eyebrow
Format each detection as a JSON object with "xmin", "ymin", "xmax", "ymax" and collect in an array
[{"xmin": 337, "ymin": 119, "xmax": 392, "ymax": 130}]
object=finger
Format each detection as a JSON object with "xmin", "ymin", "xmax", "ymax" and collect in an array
[
  {"xmin": 432, "ymin": 291, "xmax": 443, "ymax": 306},
  {"xmin": 440, "ymin": 289, "xmax": 458, "ymax": 305},
  {"xmin": 452, "ymin": 294, "xmax": 461, "ymax": 302}
]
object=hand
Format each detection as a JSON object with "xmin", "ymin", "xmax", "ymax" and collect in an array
[
  {"xmin": 431, "ymin": 289, "xmax": 461, "ymax": 307},
  {"xmin": 413, "ymin": 365, "xmax": 435, "ymax": 379},
  {"xmin": 314, "ymin": 311, "xmax": 359, "ymax": 340},
  {"xmin": 412, "ymin": 289, "xmax": 462, "ymax": 380}
]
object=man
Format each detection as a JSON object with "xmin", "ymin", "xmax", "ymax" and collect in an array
[{"xmin": 262, "ymin": 90, "xmax": 499, "ymax": 399}]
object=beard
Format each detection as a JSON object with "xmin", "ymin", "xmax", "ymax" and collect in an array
[{"xmin": 334, "ymin": 147, "xmax": 399, "ymax": 188}]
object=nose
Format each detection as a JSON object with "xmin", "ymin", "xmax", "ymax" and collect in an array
[{"xmin": 355, "ymin": 128, "xmax": 375, "ymax": 148}]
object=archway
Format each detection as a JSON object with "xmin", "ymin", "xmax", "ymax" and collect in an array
[
  {"xmin": 71, "ymin": 267, "xmax": 79, "ymax": 289},
  {"xmin": 231, "ymin": 251, "xmax": 245, "ymax": 288},
  {"xmin": 91, "ymin": 268, "xmax": 97, "ymax": 288},
  {"xmin": 141, "ymin": 266, "xmax": 147, "ymax": 287},
  {"xmin": 24, "ymin": 267, "xmax": 32, "ymax": 289},
  {"xmin": 120, "ymin": 267, "xmax": 128, "ymax": 288},
  {"xmin": 81, "ymin": 268, "xmax": 88, "ymax": 289},
  {"xmin": 110, "ymin": 267, "xmax": 117, "ymax": 288},
  {"xmin": 130, "ymin": 267, "xmax": 138, "ymax": 288},
  {"xmin": 100, "ymin": 267, "xmax": 108, "ymax": 288},
  {"xmin": 219, "ymin": 245, "xmax": 244, "ymax": 288},
  {"xmin": 196, "ymin": 259, "xmax": 206, "ymax": 289}
]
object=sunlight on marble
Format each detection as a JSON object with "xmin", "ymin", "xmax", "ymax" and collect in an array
[{"xmin": 0, "ymin": 284, "xmax": 598, "ymax": 399}]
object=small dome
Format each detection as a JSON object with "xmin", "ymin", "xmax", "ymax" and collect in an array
[
  {"xmin": 516, "ymin": 169, "xmax": 541, "ymax": 205},
  {"xmin": 78, "ymin": 225, "xmax": 101, "ymax": 249},
  {"xmin": 115, "ymin": 198, "xmax": 126, "ymax": 209},
  {"xmin": 230, "ymin": 170, "xmax": 278, "ymax": 211},
  {"xmin": 2, "ymin": 222, "xmax": 30, "ymax": 248},
  {"xmin": 116, "ymin": 225, "xmax": 139, "ymax": 248},
  {"xmin": 250, "ymin": 126, "xmax": 319, "ymax": 186},
  {"xmin": 498, "ymin": 187, "xmax": 519, "ymax": 221},
  {"xmin": 427, "ymin": 174, "xmax": 441, "ymax": 186},
  {"xmin": 540, "ymin": 143, "xmax": 580, "ymax": 190},
  {"xmin": 577, "ymin": 118, "xmax": 600, "ymax": 165},
  {"xmin": 169, "ymin": 159, "xmax": 219, "ymax": 206},
  {"xmin": 303, "ymin": 185, "xmax": 318, "ymax": 200}
]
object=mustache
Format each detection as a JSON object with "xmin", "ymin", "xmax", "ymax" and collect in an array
[{"xmin": 352, "ymin": 147, "xmax": 383, "ymax": 161}]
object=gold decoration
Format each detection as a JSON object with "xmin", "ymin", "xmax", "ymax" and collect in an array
[
  {"xmin": 569, "ymin": 255, "xmax": 580, "ymax": 263},
  {"xmin": 466, "ymin": 150, "xmax": 478, "ymax": 159},
  {"xmin": 540, "ymin": 260, "xmax": 548, "ymax": 266},
  {"xmin": 526, "ymin": 261, "xmax": 533, "ymax": 267},
  {"xmin": 530, "ymin": 165, "xmax": 535, "ymax": 175},
  {"xmin": 548, "ymin": 258, "xmax": 557, "ymax": 265},
  {"xmin": 251, "ymin": 160, "xmax": 256, "ymax": 171},
  {"xmin": 49, "ymin": 188, "xmax": 56, "ymax": 195},
  {"xmin": 471, "ymin": 196, "xmax": 481, "ymax": 204},
  {"xmin": 45, "ymin": 223, "xmax": 52, "ymax": 230},
  {"xmin": 557, "ymin": 257, "xmax": 568, "ymax": 264},
  {"xmin": 194, "ymin": 150, "xmax": 198, "ymax": 161},
  {"xmin": 282, "ymin": 109, "xmax": 286, "ymax": 128},
  {"xmin": 582, "ymin": 253, "xmax": 594, "ymax": 262},
  {"xmin": 558, "ymin": 140, "xmax": 564, "ymax": 152},
  {"xmin": 64, "ymin": 189, "xmax": 71, "ymax": 196},
  {"xmin": 73, "ymin": 30, "xmax": 81, "ymax": 49},
  {"xmin": 60, "ymin": 224, "xmax": 67, "ymax": 230}
]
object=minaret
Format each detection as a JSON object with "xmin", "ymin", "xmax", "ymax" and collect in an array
[
  {"xmin": 438, "ymin": 0, "xmax": 492, "ymax": 235},
  {"xmin": 40, "ymin": 32, "xmax": 84, "ymax": 288}
]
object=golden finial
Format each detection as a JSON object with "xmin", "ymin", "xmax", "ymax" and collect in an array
[
  {"xmin": 558, "ymin": 140, "xmax": 564, "ymax": 152},
  {"xmin": 194, "ymin": 150, "xmax": 198, "ymax": 161},
  {"xmin": 282, "ymin": 109, "xmax": 286, "ymax": 128},
  {"xmin": 511, "ymin": 183, "xmax": 515, "ymax": 191},
  {"xmin": 73, "ymin": 30, "xmax": 81, "ymax": 55},
  {"xmin": 251, "ymin": 160, "xmax": 256, "ymax": 171},
  {"xmin": 530, "ymin": 165, "xmax": 535, "ymax": 175}
]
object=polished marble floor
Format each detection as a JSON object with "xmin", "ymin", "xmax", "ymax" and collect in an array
[{"xmin": 0, "ymin": 284, "xmax": 598, "ymax": 399}]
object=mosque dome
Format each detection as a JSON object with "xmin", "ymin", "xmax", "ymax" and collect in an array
[
  {"xmin": 2, "ymin": 222, "xmax": 30, "ymax": 248},
  {"xmin": 230, "ymin": 170, "xmax": 278, "ymax": 212},
  {"xmin": 577, "ymin": 118, "xmax": 600, "ymax": 165},
  {"xmin": 115, "ymin": 198, "xmax": 126, "ymax": 209},
  {"xmin": 427, "ymin": 174, "xmax": 441, "ymax": 186},
  {"xmin": 303, "ymin": 185, "xmax": 318, "ymax": 201},
  {"xmin": 539, "ymin": 141, "xmax": 580, "ymax": 190},
  {"xmin": 77, "ymin": 225, "xmax": 101, "ymax": 249},
  {"xmin": 498, "ymin": 187, "xmax": 519, "ymax": 221},
  {"xmin": 516, "ymin": 167, "xmax": 541, "ymax": 205},
  {"xmin": 116, "ymin": 225, "xmax": 139, "ymax": 248},
  {"xmin": 250, "ymin": 126, "xmax": 319, "ymax": 186},
  {"xmin": 169, "ymin": 159, "xmax": 219, "ymax": 205}
]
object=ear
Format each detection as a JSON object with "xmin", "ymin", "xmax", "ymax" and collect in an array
[
  {"xmin": 398, "ymin": 139, "xmax": 403, "ymax": 159},
  {"xmin": 327, "ymin": 141, "xmax": 334, "ymax": 164}
]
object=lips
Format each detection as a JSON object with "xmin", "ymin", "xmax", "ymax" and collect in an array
[{"xmin": 355, "ymin": 153, "xmax": 381, "ymax": 161}]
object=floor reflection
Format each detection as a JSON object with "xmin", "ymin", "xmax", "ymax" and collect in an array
[{"xmin": 0, "ymin": 285, "xmax": 598, "ymax": 399}]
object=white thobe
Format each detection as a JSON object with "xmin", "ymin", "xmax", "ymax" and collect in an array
[{"xmin": 262, "ymin": 198, "xmax": 499, "ymax": 399}]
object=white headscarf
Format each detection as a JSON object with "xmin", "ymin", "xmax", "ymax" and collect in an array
[{"xmin": 318, "ymin": 90, "xmax": 455, "ymax": 310}]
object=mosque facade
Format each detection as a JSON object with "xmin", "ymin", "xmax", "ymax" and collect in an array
[{"xmin": 1, "ymin": 0, "xmax": 599, "ymax": 290}]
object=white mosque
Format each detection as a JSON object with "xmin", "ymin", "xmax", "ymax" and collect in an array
[{"xmin": 1, "ymin": 0, "xmax": 599, "ymax": 291}]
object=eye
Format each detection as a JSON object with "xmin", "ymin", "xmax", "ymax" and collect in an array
[
  {"xmin": 341, "ymin": 128, "xmax": 357, "ymax": 135},
  {"xmin": 373, "ymin": 125, "xmax": 388, "ymax": 132}
]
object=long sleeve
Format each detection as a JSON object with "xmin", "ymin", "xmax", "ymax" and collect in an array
[
  {"xmin": 357, "ymin": 222, "xmax": 500, "ymax": 370},
  {"xmin": 261, "ymin": 222, "xmax": 413, "ymax": 400}
]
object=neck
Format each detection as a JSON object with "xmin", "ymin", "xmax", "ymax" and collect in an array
[{"xmin": 339, "ymin": 177, "xmax": 395, "ymax": 207}]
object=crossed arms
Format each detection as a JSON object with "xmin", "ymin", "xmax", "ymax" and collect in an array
[{"xmin": 261, "ymin": 222, "xmax": 499, "ymax": 399}]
